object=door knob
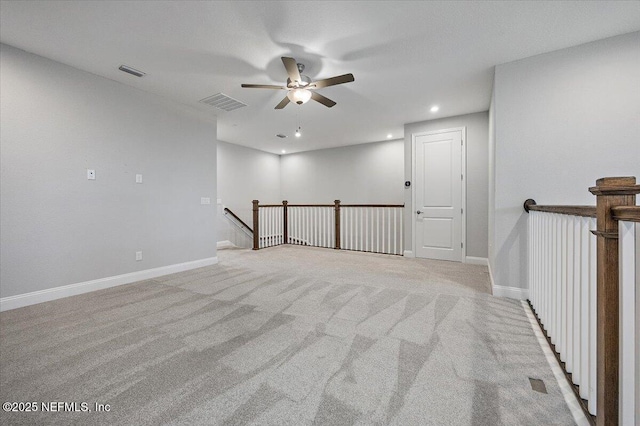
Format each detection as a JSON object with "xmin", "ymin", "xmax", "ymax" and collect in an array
[{"xmin": 416, "ymin": 210, "xmax": 423, "ymax": 214}]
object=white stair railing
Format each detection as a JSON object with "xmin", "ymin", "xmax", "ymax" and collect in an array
[
  {"xmin": 524, "ymin": 176, "xmax": 640, "ymax": 425},
  {"xmin": 528, "ymin": 209, "xmax": 597, "ymax": 414},
  {"xmin": 288, "ymin": 205, "xmax": 334, "ymax": 248},
  {"xmin": 257, "ymin": 205, "xmax": 283, "ymax": 249},
  {"xmin": 341, "ymin": 205, "xmax": 403, "ymax": 255},
  {"xmin": 252, "ymin": 200, "xmax": 404, "ymax": 256}
]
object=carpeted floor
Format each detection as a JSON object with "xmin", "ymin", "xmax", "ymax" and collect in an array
[{"xmin": 0, "ymin": 245, "xmax": 576, "ymax": 425}]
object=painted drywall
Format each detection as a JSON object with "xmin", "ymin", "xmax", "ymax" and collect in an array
[
  {"xmin": 217, "ymin": 140, "xmax": 281, "ymax": 236},
  {"xmin": 491, "ymin": 31, "xmax": 640, "ymax": 291},
  {"xmin": 404, "ymin": 112, "xmax": 489, "ymax": 258},
  {"xmin": 280, "ymin": 139, "xmax": 404, "ymax": 204},
  {"xmin": 0, "ymin": 44, "xmax": 217, "ymax": 299}
]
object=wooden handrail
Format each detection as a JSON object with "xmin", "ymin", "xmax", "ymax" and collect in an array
[
  {"xmin": 341, "ymin": 204, "xmax": 405, "ymax": 208},
  {"xmin": 259, "ymin": 203, "xmax": 405, "ymax": 208},
  {"xmin": 286, "ymin": 204, "xmax": 335, "ymax": 207},
  {"xmin": 523, "ymin": 199, "xmax": 596, "ymax": 217},
  {"xmin": 223, "ymin": 207, "xmax": 253, "ymax": 233},
  {"xmin": 611, "ymin": 206, "xmax": 640, "ymax": 223}
]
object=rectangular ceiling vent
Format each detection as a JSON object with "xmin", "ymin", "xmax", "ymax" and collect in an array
[
  {"xmin": 199, "ymin": 93, "xmax": 247, "ymax": 112},
  {"xmin": 118, "ymin": 65, "xmax": 145, "ymax": 77}
]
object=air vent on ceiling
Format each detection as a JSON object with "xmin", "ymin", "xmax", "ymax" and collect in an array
[
  {"xmin": 199, "ymin": 93, "xmax": 247, "ymax": 112},
  {"xmin": 276, "ymin": 134, "xmax": 287, "ymax": 138},
  {"xmin": 118, "ymin": 65, "xmax": 145, "ymax": 77}
]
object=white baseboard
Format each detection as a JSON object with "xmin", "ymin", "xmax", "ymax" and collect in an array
[
  {"xmin": 465, "ymin": 256, "xmax": 488, "ymax": 266},
  {"xmin": 487, "ymin": 261, "xmax": 529, "ymax": 300},
  {"xmin": 217, "ymin": 240, "xmax": 234, "ymax": 248},
  {"xmin": 403, "ymin": 250, "xmax": 415, "ymax": 258},
  {"xmin": 492, "ymin": 284, "xmax": 529, "ymax": 300},
  {"xmin": 0, "ymin": 256, "xmax": 218, "ymax": 312}
]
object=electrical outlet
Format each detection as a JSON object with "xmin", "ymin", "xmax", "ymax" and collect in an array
[
  {"xmin": 135, "ymin": 251, "xmax": 143, "ymax": 261},
  {"xmin": 135, "ymin": 174, "xmax": 143, "ymax": 184},
  {"xmin": 87, "ymin": 169, "xmax": 95, "ymax": 180}
]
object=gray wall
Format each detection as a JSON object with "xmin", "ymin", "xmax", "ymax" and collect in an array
[
  {"xmin": 280, "ymin": 139, "xmax": 404, "ymax": 204},
  {"xmin": 0, "ymin": 44, "xmax": 217, "ymax": 298},
  {"xmin": 217, "ymin": 140, "xmax": 281, "ymax": 231},
  {"xmin": 404, "ymin": 112, "xmax": 489, "ymax": 258},
  {"xmin": 490, "ymin": 31, "xmax": 640, "ymax": 291}
]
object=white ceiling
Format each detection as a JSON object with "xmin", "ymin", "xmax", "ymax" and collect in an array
[{"xmin": 1, "ymin": 1, "xmax": 639, "ymax": 155}]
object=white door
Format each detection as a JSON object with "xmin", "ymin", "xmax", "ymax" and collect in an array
[{"xmin": 413, "ymin": 129, "xmax": 464, "ymax": 261}]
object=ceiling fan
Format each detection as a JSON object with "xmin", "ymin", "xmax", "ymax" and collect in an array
[{"xmin": 241, "ymin": 57, "xmax": 355, "ymax": 109}]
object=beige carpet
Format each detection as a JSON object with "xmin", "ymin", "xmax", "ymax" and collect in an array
[{"xmin": 0, "ymin": 245, "xmax": 576, "ymax": 425}]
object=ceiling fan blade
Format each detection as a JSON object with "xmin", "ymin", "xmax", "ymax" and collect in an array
[
  {"xmin": 275, "ymin": 96, "xmax": 290, "ymax": 109},
  {"xmin": 311, "ymin": 91, "xmax": 336, "ymax": 108},
  {"xmin": 309, "ymin": 73, "xmax": 355, "ymax": 89},
  {"xmin": 241, "ymin": 84, "xmax": 286, "ymax": 89},
  {"xmin": 282, "ymin": 57, "xmax": 302, "ymax": 84}
]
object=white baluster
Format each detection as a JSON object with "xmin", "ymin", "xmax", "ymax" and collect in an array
[
  {"xmin": 338, "ymin": 209, "xmax": 342, "ymax": 249},
  {"xmin": 307, "ymin": 207, "xmax": 312, "ymax": 247},
  {"xmin": 570, "ymin": 217, "xmax": 580, "ymax": 382},
  {"xmin": 270, "ymin": 208, "xmax": 274, "ymax": 247},
  {"xmin": 588, "ymin": 216, "xmax": 597, "ymax": 415},
  {"xmin": 619, "ymin": 220, "xmax": 636, "ymax": 425},
  {"xmin": 579, "ymin": 217, "xmax": 589, "ymax": 399},
  {"xmin": 349, "ymin": 208, "xmax": 353, "ymax": 250},
  {"xmin": 376, "ymin": 208, "xmax": 380, "ymax": 253},
  {"xmin": 559, "ymin": 215, "xmax": 567, "ymax": 362},
  {"xmin": 393, "ymin": 208, "xmax": 397, "ymax": 255},
  {"xmin": 566, "ymin": 216, "xmax": 575, "ymax": 373},
  {"xmin": 552, "ymin": 213, "xmax": 557, "ymax": 344},
  {"xmin": 399, "ymin": 207, "xmax": 403, "ymax": 255},
  {"xmin": 314, "ymin": 207, "xmax": 318, "ymax": 247},
  {"xmin": 388, "ymin": 208, "xmax": 392, "ymax": 254}
]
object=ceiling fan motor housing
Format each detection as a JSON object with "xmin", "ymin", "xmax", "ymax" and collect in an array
[{"xmin": 287, "ymin": 75, "xmax": 311, "ymax": 88}]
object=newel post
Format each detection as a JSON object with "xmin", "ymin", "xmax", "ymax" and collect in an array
[
  {"xmin": 334, "ymin": 200, "xmax": 341, "ymax": 249},
  {"xmin": 589, "ymin": 176, "xmax": 638, "ymax": 426},
  {"xmin": 252, "ymin": 200, "xmax": 259, "ymax": 250},
  {"xmin": 282, "ymin": 200, "xmax": 288, "ymax": 244}
]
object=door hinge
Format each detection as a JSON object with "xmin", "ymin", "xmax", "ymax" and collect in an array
[
  {"xmin": 461, "ymin": 242, "xmax": 464, "ymax": 248},
  {"xmin": 461, "ymin": 208, "xmax": 463, "ymax": 214}
]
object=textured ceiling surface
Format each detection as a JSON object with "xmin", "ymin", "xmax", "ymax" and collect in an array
[{"xmin": 1, "ymin": 1, "xmax": 639, "ymax": 154}]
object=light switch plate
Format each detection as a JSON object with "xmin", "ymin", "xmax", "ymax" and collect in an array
[
  {"xmin": 135, "ymin": 251, "xmax": 143, "ymax": 261},
  {"xmin": 201, "ymin": 197, "xmax": 211, "ymax": 205},
  {"xmin": 135, "ymin": 174, "xmax": 143, "ymax": 184},
  {"xmin": 87, "ymin": 169, "xmax": 95, "ymax": 180}
]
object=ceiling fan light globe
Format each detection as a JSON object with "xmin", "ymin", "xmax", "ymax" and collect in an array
[{"xmin": 287, "ymin": 88, "xmax": 312, "ymax": 105}]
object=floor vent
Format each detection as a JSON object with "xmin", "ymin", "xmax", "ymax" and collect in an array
[
  {"xmin": 529, "ymin": 377, "xmax": 547, "ymax": 394},
  {"xmin": 199, "ymin": 93, "xmax": 247, "ymax": 112}
]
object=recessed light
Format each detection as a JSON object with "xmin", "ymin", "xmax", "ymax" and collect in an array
[
  {"xmin": 281, "ymin": 150, "xmax": 286, "ymax": 154},
  {"xmin": 295, "ymin": 128, "xmax": 301, "ymax": 138},
  {"xmin": 430, "ymin": 105, "xmax": 439, "ymax": 113},
  {"xmin": 387, "ymin": 134, "xmax": 393, "ymax": 139}
]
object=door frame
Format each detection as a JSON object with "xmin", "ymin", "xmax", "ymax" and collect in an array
[{"xmin": 411, "ymin": 127, "xmax": 467, "ymax": 262}]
